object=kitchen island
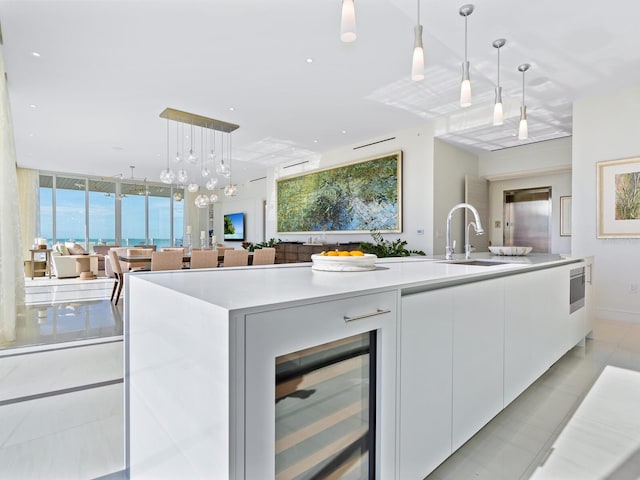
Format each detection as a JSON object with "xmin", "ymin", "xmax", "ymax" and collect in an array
[{"xmin": 125, "ymin": 253, "xmax": 592, "ymax": 479}]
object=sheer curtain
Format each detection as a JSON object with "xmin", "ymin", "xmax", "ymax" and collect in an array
[
  {"xmin": 0, "ymin": 46, "xmax": 24, "ymax": 344},
  {"xmin": 17, "ymin": 168, "xmax": 38, "ymax": 261}
]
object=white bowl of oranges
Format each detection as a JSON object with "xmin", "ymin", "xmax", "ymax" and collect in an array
[{"xmin": 311, "ymin": 250, "xmax": 377, "ymax": 272}]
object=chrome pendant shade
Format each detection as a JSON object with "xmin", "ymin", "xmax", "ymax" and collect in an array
[
  {"xmin": 492, "ymin": 38, "xmax": 506, "ymax": 126},
  {"xmin": 459, "ymin": 4, "xmax": 474, "ymax": 108},
  {"xmin": 517, "ymin": 63, "xmax": 530, "ymax": 140},
  {"xmin": 411, "ymin": 0, "xmax": 425, "ymax": 81}
]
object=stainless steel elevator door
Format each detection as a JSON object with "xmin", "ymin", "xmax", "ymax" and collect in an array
[{"xmin": 503, "ymin": 187, "xmax": 551, "ymax": 253}]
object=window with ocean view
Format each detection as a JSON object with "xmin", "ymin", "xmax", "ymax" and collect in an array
[{"xmin": 38, "ymin": 173, "xmax": 184, "ymax": 249}]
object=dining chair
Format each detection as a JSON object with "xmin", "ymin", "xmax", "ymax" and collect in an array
[
  {"xmin": 222, "ymin": 249, "xmax": 249, "ymax": 267},
  {"xmin": 150, "ymin": 250, "xmax": 184, "ymax": 271},
  {"xmin": 190, "ymin": 249, "xmax": 219, "ymax": 269},
  {"xmin": 108, "ymin": 249, "xmax": 125, "ymax": 305},
  {"xmin": 251, "ymin": 247, "xmax": 276, "ymax": 265},
  {"xmin": 161, "ymin": 247, "xmax": 186, "ymax": 253},
  {"xmin": 127, "ymin": 248, "xmax": 154, "ymax": 269}
]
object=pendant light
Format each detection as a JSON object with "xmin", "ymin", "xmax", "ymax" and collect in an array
[
  {"xmin": 215, "ymin": 131, "xmax": 230, "ymax": 178},
  {"xmin": 492, "ymin": 38, "xmax": 506, "ymax": 126},
  {"xmin": 340, "ymin": 0, "xmax": 356, "ymax": 43},
  {"xmin": 411, "ymin": 0, "xmax": 425, "ymax": 81},
  {"xmin": 459, "ymin": 4, "xmax": 474, "ymax": 108},
  {"xmin": 159, "ymin": 119, "xmax": 176, "ymax": 184},
  {"xmin": 200, "ymin": 127, "xmax": 210, "ymax": 178},
  {"xmin": 187, "ymin": 124, "xmax": 198, "ymax": 164},
  {"xmin": 517, "ymin": 63, "xmax": 530, "ymax": 140},
  {"xmin": 224, "ymin": 131, "xmax": 237, "ymax": 197}
]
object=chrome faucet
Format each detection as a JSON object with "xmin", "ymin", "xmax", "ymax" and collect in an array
[
  {"xmin": 465, "ymin": 222, "xmax": 478, "ymax": 259},
  {"xmin": 445, "ymin": 203, "xmax": 485, "ymax": 260}
]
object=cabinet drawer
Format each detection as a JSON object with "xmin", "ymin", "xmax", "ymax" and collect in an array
[{"xmin": 246, "ymin": 291, "xmax": 397, "ymax": 357}]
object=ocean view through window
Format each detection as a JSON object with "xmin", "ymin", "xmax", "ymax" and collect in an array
[{"xmin": 39, "ymin": 173, "xmax": 184, "ymax": 249}]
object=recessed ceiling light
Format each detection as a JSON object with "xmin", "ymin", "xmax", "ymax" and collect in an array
[
  {"xmin": 31, "ymin": 52, "xmax": 41, "ymax": 57},
  {"xmin": 28, "ymin": 133, "xmax": 35, "ymax": 137},
  {"xmin": 306, "ymin": 58, "xmax": 313, "ymax": 64},
  {"xmin": 229, "ymin": 107, "xmax": 235, "ymax": 111},
  {"xmin": 29, "ymin": 104, "xmax": 37, "ymax": 108},
  {"xmin": 313, "ymin": 139, "xmax": 319, "ymax": 143},
  {"xmin": 341, "ymin": 130, "xmax": 347, "ymax": 134}
]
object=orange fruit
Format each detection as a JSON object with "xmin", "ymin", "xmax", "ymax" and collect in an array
[
  {"xmin": 338, "ymin": 251, "xmax": 351, "ymax": 256},
  {"xmin": 327, "ymin": 251, "xmax": 339, "ymax": 256},
  {"xmin": 350, "ymin": 250, "xmax": 364, "ymax": 256}
]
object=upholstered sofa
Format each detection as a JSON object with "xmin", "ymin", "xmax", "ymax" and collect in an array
[{"xmin": 51, "ymin": 242, "xmax": 99, "ymax": 278}]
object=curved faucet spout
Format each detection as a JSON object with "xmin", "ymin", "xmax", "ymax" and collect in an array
[{"xmin": 445, "ymin": 202, "xmax": 484, "ymax": 260}]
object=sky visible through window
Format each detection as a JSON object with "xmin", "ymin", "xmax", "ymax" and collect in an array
[{"xmin": 40, "ymin": 186, "xmax": 183, "ymax": 247}]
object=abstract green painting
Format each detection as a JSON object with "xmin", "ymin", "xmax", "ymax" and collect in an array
[{"xmin": 277, "ymin": 151, "xmax": 402, "ymax": 233}]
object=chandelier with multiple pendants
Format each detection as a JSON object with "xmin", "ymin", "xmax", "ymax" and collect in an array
[{"xmin": 159, "ymin": 108, "xmax": 239, "ymax": 208}]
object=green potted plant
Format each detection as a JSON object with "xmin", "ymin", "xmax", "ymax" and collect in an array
[{"xmin": 359, "ymin": 230, "xmax": 425, "ymax": 258}]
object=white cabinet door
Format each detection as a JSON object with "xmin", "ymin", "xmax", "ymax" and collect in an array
[
  {"xmin": 399, "ymin": 288, "xmax": 453, "ymax": 479},
  {"xmin": 452, "ymin": 277, "xmax": 505, "ymax": 451},
  {"xmin": 504, "ymin": 265, "xmax": 572, "ymax": 406},
  {"xmin": 245, "ymin": 291, "xmax": 398, "ymax": 480},
  {"xmin": 504, "ymin": 270, "xmax": 539, "ymax": 406}
]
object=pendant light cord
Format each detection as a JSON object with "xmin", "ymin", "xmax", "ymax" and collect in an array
[
  {"xmin": 464, "ymin": 15, "xmax": 468, "ymax": 62},
  {"xmin": 497, "ymin": 47, "xmax": 501, "ymax": 86}
]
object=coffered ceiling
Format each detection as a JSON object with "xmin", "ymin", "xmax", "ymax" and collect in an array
[{"xmin": 1, "ymin": 0, "xmax": 639, "ymax": 186}]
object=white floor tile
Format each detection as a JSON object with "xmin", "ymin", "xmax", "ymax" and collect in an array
[{"xmin": 0, "ymin": 384, "xmax": 124, "ymax": 479}]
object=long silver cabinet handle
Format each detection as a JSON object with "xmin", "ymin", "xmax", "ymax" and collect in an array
[
  {"xmin": 343, "ymin": 308, "xmax": 391, "ymax": 323},
  {"xmin": 587, "ymin": 264, "xmax": 593, "ymax": 284}
]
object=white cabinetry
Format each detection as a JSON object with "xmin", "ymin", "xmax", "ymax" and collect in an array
[
  {"xmin": 245, "ymin": 291, "xmax": 398, "ymax": 479},
  {"xmin": 451, "ymin": 278, "xmax": 505, "ymax": 451},
  {"xmin": 399, "ymin": 288, "xmax": 453, "ymax": 478},
  {"xmin": 504, "ymin": 266, "xmax": 568, "ymax": 406}
]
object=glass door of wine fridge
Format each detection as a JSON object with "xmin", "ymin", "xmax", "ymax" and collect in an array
[
  {"xmin": 243, "ymin": 292, "xmax": 397, "ymax": 479},
  {"xmin": 275, "ymin": 332, "xmax": 376, "ymax": 480}
]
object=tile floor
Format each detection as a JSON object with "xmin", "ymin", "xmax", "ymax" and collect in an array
[{"xmin": 2, "ymin": 278, "xmax": 639, "ymax": 480}]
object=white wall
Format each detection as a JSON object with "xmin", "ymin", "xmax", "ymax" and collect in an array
[
  {"xmin": 214, "ymin": 179, "xmax": 267, "ymax": 247},
  {"xmin": 479, "ymin": 137, "xmax": 572, "ymax": 181},
  {"xmin": 264, "ymin": 124, "xmax": 436, "ymax": 255},
  {"xmin": 573, "ymin": 86, "xmax": 640, "ymax": 322},
  {"xmin": 432, "ymin": 139, "xmax": 479, "ymax": 255}
]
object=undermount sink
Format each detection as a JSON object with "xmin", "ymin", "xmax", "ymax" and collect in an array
[{"xmin": 441, "ymin": 260, "xmax": 509, "ymax": 266}]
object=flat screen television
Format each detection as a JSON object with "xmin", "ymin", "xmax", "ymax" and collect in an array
[{"xmin": 223, "ymin": 212, "xmax": 245, "ymax": 241}]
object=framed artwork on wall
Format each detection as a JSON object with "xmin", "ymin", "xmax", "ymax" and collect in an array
[
  {"xmin": 597, "ymin": 156, "xmax": 640, "ymax": 238},
  {"xmin": 276, "ymin": 151, "xmax": 402, "ymax": 234}
]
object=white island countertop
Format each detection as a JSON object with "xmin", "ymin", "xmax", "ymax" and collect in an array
[{"xmin": 127, "ymin": 253, "xmax": 583, "ymax": 314}]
